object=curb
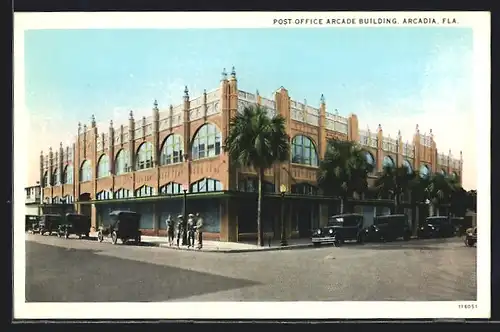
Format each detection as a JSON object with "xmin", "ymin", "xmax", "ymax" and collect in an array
[{"xmin": 150, "ymin": 242, "xmax": 314, "ymax": 253}]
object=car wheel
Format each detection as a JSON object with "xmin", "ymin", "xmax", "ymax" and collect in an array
[
  {"xmin": 313, "ymin": 242, "xmax": 321, "ymax": 247},
  {"xmin": 97, "ymin": 231, "xmax": 104, "ymax": 243},
  {"xmin": 136, "ymin": 234, "xmax": 141, "ymax": 244},
  {"xmin": 111, "ymin": 231, "xmax": 118, "ymax": 245}
]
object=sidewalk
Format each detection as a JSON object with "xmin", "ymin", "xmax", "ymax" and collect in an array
[{"xmin": 90, "ymin": 232, "xmax": 313, "ymax": 253}]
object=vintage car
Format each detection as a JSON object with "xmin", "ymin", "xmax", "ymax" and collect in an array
[
  {"xmin": 364, "ymin": 214, "xmax": 412, "ymax": 242},
  {"xmin": 25, "ymin": 215, "xmax": 40, "ymax": 233},
  {"xmin": 464, "ymin": 227, "xmax": 477, "ymax": 247},
  {"xmin": 97, "ymin": 210, "xmax": 142, "ymax": 245},
  {"xmin": 57, "ymin": 213, "xmax": 91, "ymax": 239},
  {"xmin": 417, "ymin": 216, "xmax": 456, "ymax": 239},
  {"xmin": 35, "ymin": 214, "xmax": 63, "ymax": 236},
  {"xmin": 451, "ymin": 217, "xmax": 472, "ymax": 237},
  {"xmin": 311, "ymin": 213, "xmax": 365, "ymax": 246}
]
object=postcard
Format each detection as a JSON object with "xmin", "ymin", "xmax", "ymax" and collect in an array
[{"xmin": 14, "ymin": 11, "xmax": 490, "ymax": 320}]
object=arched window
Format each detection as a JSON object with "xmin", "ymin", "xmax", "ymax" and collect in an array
[
  {"xmin": 291, "ymin": 183, "xmax": 319, "ymax": 195},
  {"xmin": 382, "ymin": 156, "xmax": 395, "ymax": 168},
  {"xmin": 238, "ymin": 177, "xmax": 275, "ymax": 193},
  {"xmin": 97, "ymin": 155, "xmax": 110, "ymax": 178},
  {"xmin": 419, "ymin": 164, "xmax": 430, "ymax": 179},
  {"xmin": 51, "ymin": 169, "xmax": 58, "ymax": 186},
  {"xmin": 402, "ymin": 160, "xmax": 413, "ymax": 175},
  {"xmin": 63, "ymin": 165, "xmax": 74, "ymax": 184},
  {"xmin": 80, "ymin": 160, "xmax": 92, "ymax": 182},
  {"xmin": 42, "ymin": 171, "xmax": 48, "ymax": 187},
  {"xmin": 190, "ymin": 178, "xmax": 222, "ymax": 193},
  {"xmin": 291, "ymin": 135, "xmax": 319, "ymax": 166},
  {"xmin": 160, "ymin": 182, "xmax": 183, "ymax": 195},
  {"xmin": 440, "ymin": 169, "xmax": 447, "ymax": 176},
  {"xmin": 115, "ymin": 149, "xmax": 130, "ymax": 175},
  {"xmin": 96, "ymin": 190, "xmax": 112, "ymax": 200},
  {"xmin": 114, "ymin": 188, "xmax": 131, "ymax": 199},
  {"xmin": 191, "ymin": 123, "xmax": 222, "ymax": 160},
  {"xmin": 160, "ymin": 135, "xmax": 184, "ymax": 165},
  {"xmin": 136, "ymin": 142, "xmax": 154, "ymax": 170},
  {"xmin": 451, "ymin": 172, "xmax": 458, "ymax": 179},
  {"xmin": 365, "ymin": 151, "xmax": 376, "ymax": 166},
  {"xmin": 135, "ymin": 185, "xmax": 155, "ymax": 197}
]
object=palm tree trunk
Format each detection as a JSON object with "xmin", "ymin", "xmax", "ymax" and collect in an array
[{"xmin": 257, "ymin": 168, "xmax": 264, "ymax": 247}]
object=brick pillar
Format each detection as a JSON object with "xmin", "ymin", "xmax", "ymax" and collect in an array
[
  {"xmin": 275, "ymin": 87, "xmax": 291, "ymax": 194},
  {"xmin": 348, "ymin": 114, "xmax": 359, "ymax": 142},
  {"xmin": 397, "ymin": 130, "xmax": 403, "ymax": 167},
  {"xmin": 108, "ymin": 121, "xmax": 115, "ymax": 175},
  {"xmin": 182, "ymin": 86, "xmax": 191, "ymax": 190},
  {"xmin": 413, "ymin": 124, "xmax": 421, "ymax": 172},
  {"xmin": 376, "ymin": 124, "xmax": 383, "ymax": 172},
  {"xmin": 319, "ymin": 95, "xmax": 326, "ymax": 159},
  {"xmin": 128, "ymin": 111, "xmax": 135, "ymax": 172}
]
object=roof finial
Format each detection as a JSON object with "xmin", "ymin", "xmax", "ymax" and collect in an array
[
  {"xmin": 320, "ymin": 94, "xmax": 325, "ymax": 104},
  {"xmin": 416, "ymin": 124, "xmax": 419, "ymax": 132},
  {"xmin": 110, "ymin": 119, "xmax": 113, "ymax": 128},
  {"xmin": 335, "ymin": 109, "xmax": 339, "ymax": 115},
  {"xmin": 398, "ymin": 130, "xmax": 401, "ymax": 137},
  {"xmin": 230, "ymin": 66, "xmax": 236, "ymax": 79},
  {"xmin": 378, "ymin": 124, "xmax": 382, "ymax": 132},
  {"xmin": 129, "ymin": 110, "xmax": 134, "ymax": 120},
  {"xmin": 153, "ymin": 99, "xmax": 158, "ymax": 109},
  {"xmin": 184, "ymin": 86, "xmax": 189, "ymax": 98},
  {"xmin": 91, "ymin": 114, "xmax": 96, "ymax": 125},
  {"xmin": 449, "ymin": 148, "xmax": 452, "ymax": 155},
  {"xmin": 221, "ymin": 68, "xmax": 228, "ymax": 81},
  {"xmin": 256, "ymin": 89, "xmax": 259, "ymax": 96},
  {"xmin": 60, "ymin": 142, "xmax": 63, "ymax": 148}
]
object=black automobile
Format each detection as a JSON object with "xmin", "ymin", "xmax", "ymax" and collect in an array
[
  {"xmin": 35, "ymin": 214, "xmax": 63, "ymax": 235},
  {"xmin": 58, "ymin": 213, "xmax": 91, "ymax": 239},
  {"xmin": 25, "ymin": 215, "xmax": 40, "ymax": 232},
  {"xmin": 97, "ymin": 210, "xmax": 142, "ymax": 245},
  {"xmin": 311, "ymin": 213, "xmax": 365, "ymax": 246},
  {"xmin": 364, "ymin": 214, "xmax": 412, "ymax": 242},
  {"xmin": 417, "ymin": 216, "xmax": 456, "ymax": 239}
]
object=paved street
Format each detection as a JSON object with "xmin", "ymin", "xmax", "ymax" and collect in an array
[{"xmin": 25, "ymin": 233, "xmax": 476, "ymax": 302}]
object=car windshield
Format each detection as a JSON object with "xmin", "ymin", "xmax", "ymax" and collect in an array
[
  {"xmin": 327, "ymin": 217, "xmax": 344, "ymax": 227},
  {"xmin": 427, "ymin": 218, "xmax": 446, "ymax": 225}
]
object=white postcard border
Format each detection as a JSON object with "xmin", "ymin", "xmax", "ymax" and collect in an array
[{"xmin": 13, "ymin": 11, "xmax": 491, "ymax": 319}]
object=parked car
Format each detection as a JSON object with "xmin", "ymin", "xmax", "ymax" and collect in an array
[
  {"xmin": 417, "ymin": 216, "xmax": 455, "ymax": 239},
  {"xmin": 464, "ymin": 227, "xmax": 477, "ymax": 247},
  {"xmin": 451, "ymin": 217, "xmax": 472, "ymax": 237},
  {"xmin": 311, "ymin": 213, "xmax": 365, "ymax": 246},
  {"xmin": 25, "ymin": 215, "xmax": 40, "ymax": 233},
  {"xmin": 57, "ymin": 213, "xmax": 91, "ymax": 239},
  {"xmin": 97, "ymin": 210, "xmax": 142, "ymax": 245},
  {"xmin": 364, "ymin": 214, "xmax": 412, "ymax": 242},
  {"xmin": 35, "ymin": 214, "xmax": 63, "ymax": 236}
]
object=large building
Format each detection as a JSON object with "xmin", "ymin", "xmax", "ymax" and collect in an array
[{"xmin": 38, "ymin": 68, "xmax": 463, "ymax": 242}]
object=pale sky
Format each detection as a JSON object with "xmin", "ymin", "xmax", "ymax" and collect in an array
[{"xmin": 24, "ymin": 28, "xmax": 475, "ymax": 189}]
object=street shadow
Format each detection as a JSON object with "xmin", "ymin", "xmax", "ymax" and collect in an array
[
  {"xmin": 337, "ymin": 238, "xmax": 465, "ymax": 251},
  {"xmin": 25, "ymin": 242, "xmax": 261, "ymax": 302}
]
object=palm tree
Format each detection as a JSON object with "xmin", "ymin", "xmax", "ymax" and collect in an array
[
  {"xmin": 374, "ymin": 165, "xmax": 414, "ymax": 213},
  {"xmin": 408, "ymin": 170, "xmax": 430, "ymax": 235},
  {"xmin": 427, "ymin": 173, "xmax": 454, "ymax": 214},
  {"xmin": 224, "ymin": 105, "xmax": 289, "ymax": 247},
  {"xmin": 317, "ymin": 139, "xmax": 373, "ymax": 214}
]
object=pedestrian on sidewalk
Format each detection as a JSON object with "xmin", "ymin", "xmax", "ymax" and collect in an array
[
  {"xmin": 176, "ymin": 214, "xmax": 184, "ymax": 247},
  {"xmin": 166, "ymin": 215, "xmax": 175, "ymax": 246},
  {"xmin": 187, "ymin": 213, "xmax": 196, "ymax": 248},
  {"xmin": 195, "ymin": 212, "xmax": 204, "ymax": 250}
]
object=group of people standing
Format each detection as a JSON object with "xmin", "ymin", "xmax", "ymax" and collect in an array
[{"xmin": 165, "ymin": 213, "xmax": 204, "ymax": 249}]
